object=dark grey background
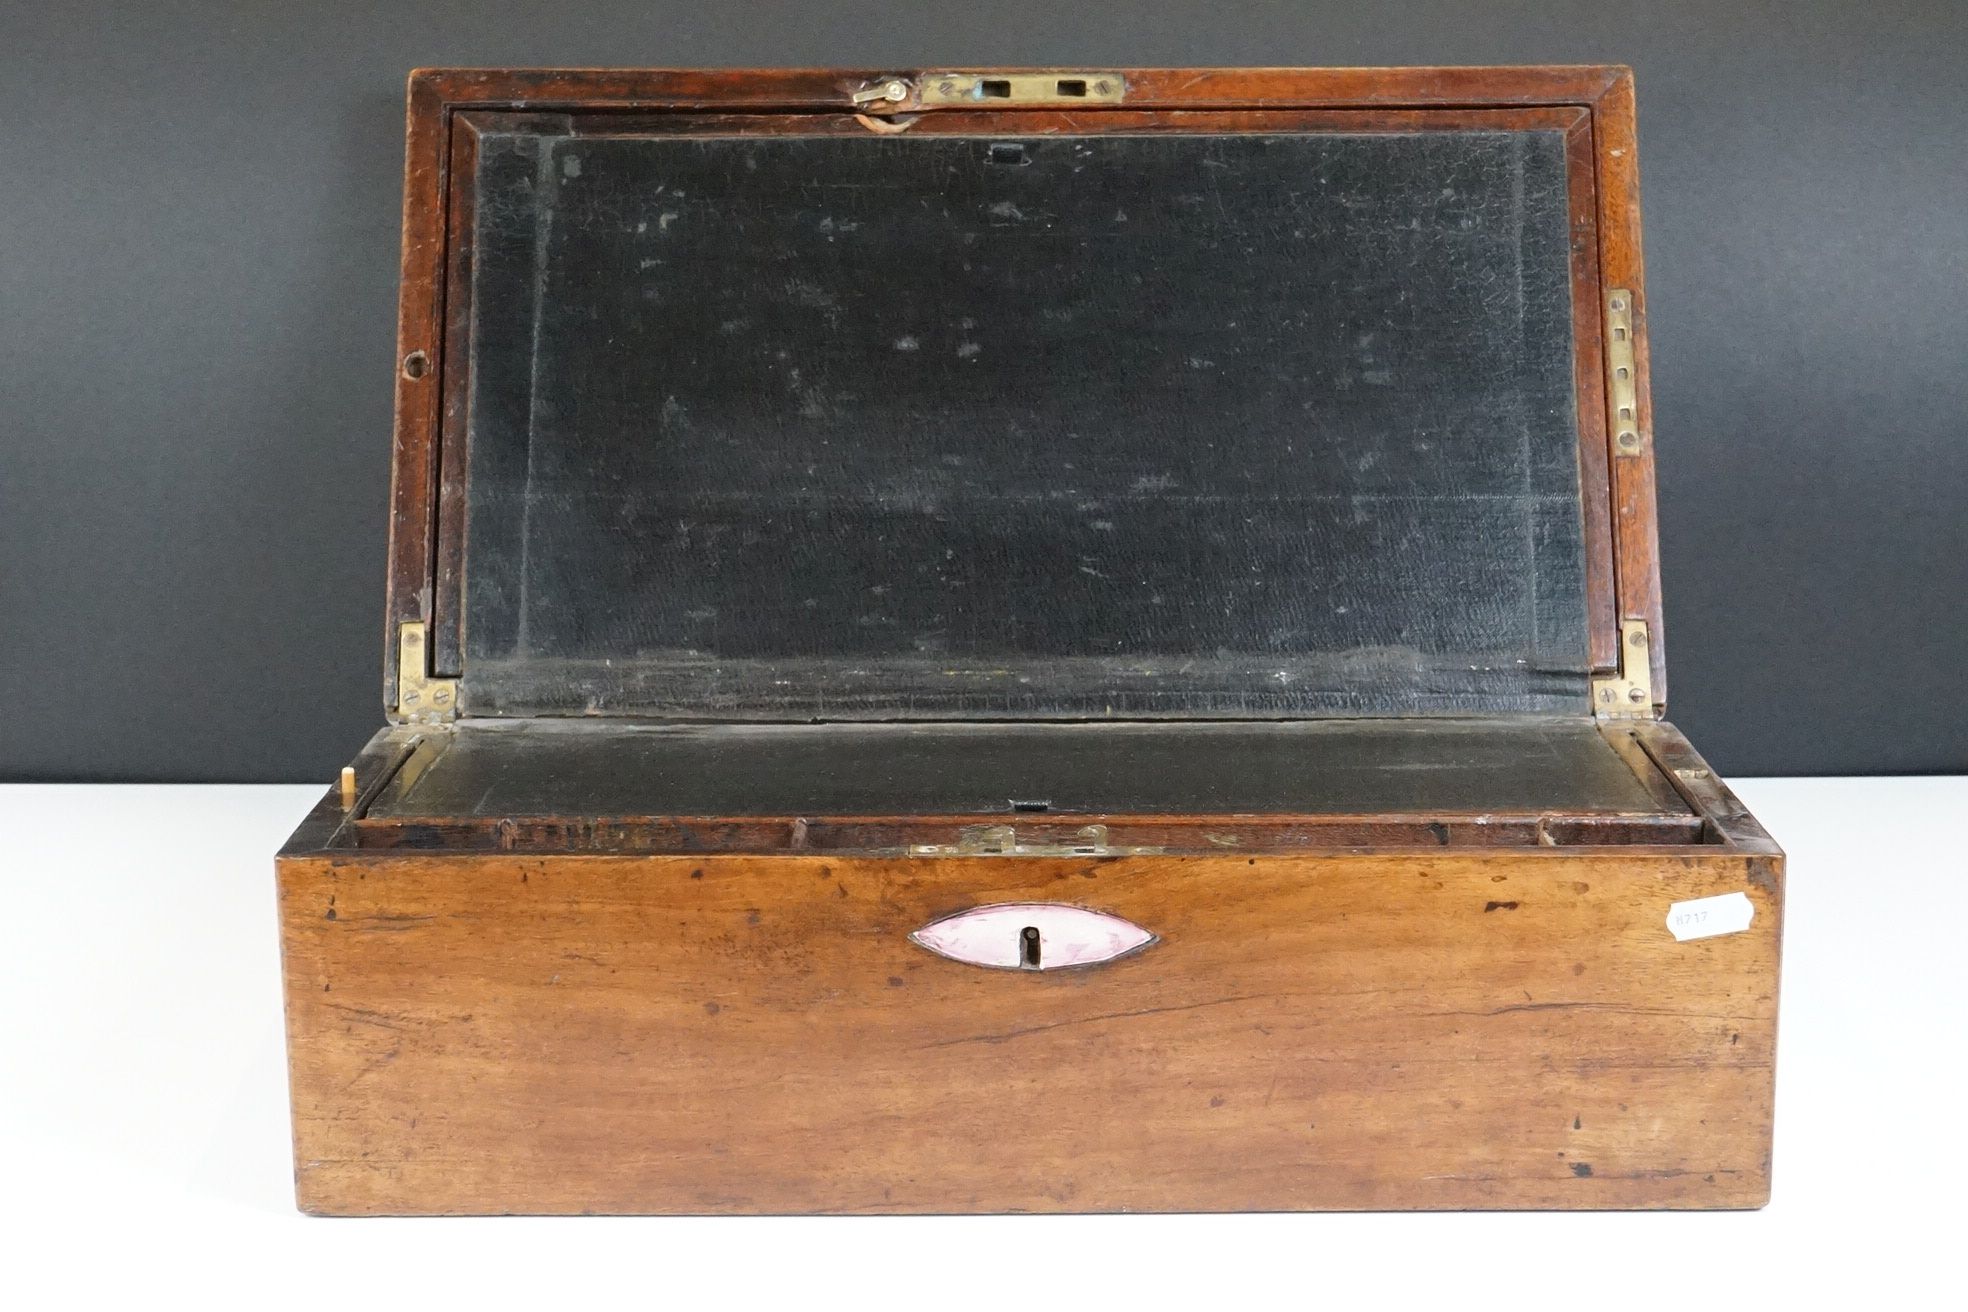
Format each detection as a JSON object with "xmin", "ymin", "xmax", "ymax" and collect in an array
[{"xmin": 3, "ymin": 1, "xmax": 1962, "ymax": 782}]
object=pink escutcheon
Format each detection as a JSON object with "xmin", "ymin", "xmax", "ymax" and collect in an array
[{"xmin": 909, "ymin": 903, "xmax": 1157, "ymax": 971}]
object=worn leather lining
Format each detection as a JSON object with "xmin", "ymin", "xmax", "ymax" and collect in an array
[
  {"xmin": 365, "ymin": 720, "xmax": 1681, "ymax": 820},
  {"xmin": 457, "ymin": 127, "xmax": 1587, "ymax": 718}
]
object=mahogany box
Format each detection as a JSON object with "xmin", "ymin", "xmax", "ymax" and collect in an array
[{"xmin": 278, "ymin": 66, "xmax": 1783, "ymax": 1214}]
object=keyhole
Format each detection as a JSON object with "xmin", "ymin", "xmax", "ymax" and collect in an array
[{"xmin": 1020, "ymin": 926, "xmax": 1042, "ymax": 969}]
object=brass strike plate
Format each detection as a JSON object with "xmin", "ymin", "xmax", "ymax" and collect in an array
[
  {"xmin": 918, "ymin": 72, "xmax": 1125, "ymax": 107},
  {"xmin": 1606, "ymin": 289, "xmax": 1642, "ymax": 456},
  {"xmin": 394, "ymin": 620, "xmax": 458, "ymax": 723},
  {"xmin": 910, "ymin": 823, "xmax": 1162, "ymax": 858},
  {"xmin": 1592, "ymin": 619, "xmax": 1656, "ymax": 719}
]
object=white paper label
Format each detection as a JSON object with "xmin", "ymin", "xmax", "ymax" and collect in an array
[{"xmin": 1666, "ymin": 891, "xmax": 1756, "ymax": 942}]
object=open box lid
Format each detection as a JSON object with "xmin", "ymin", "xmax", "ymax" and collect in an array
[{"xmin": 382, "ymin": 67, "xmax": 1663, "ymax": 726}]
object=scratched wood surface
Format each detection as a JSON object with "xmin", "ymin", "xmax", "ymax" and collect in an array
[{"xmin": 280, "ymin": 843, "xmax": 1779, "ymax": 1214}]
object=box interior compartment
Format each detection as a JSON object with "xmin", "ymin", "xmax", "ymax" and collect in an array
[{"xmin": 350, "ymin": 718, "xmax": 1709, "ymax": 851}]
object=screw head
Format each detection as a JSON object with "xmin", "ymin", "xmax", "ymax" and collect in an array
[
  {"xmin": 883, "ymin": 79, "xmax": 908, "ymax": 101},
  {"xmin": 1628, "ymin": 687, "xmax": 1647, "ymax": 703}
]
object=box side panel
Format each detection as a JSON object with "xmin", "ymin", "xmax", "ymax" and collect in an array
[{"xmin": 279, "ymin": 848, "xmax": 1778, "ymax": 1213}]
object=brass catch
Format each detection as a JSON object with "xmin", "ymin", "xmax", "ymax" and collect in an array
[
  {"xmin": 849, "ymin": 76, "xmax": 914, "ymax": 107},
  {"xmin": 857, "ymin": 72, "xmax": 1126, "ymax": 112},
  {"xmin": 921, "ymin": 71, "xmax": 1125, "ymax": 105},
  {"xmin": 921, "ymin": 72, "xmax": 1125, "ymax": 106},
  {"xmin": 909, "ymin": 823, "xmax": 1162, "ymax": 858},
  {"xmin": 1592, "ymin": 619, "xmax": 1657, "ymax": 720}
]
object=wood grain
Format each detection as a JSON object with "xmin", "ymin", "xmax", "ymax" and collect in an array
[
  {"xmin": 403, "ymin": 65, "xmax": 1628, "ymax": 113},
  {"xmin": 280, "ymin": 839, "xmax": 1779, "ymax": 1214},
  {"xmin": 1588, "ymin": 70, "xmax": 1667, "ymax": 705},
  {"xmin": 383, "ymin": 73, "xmax": 448, "ymax": 714},
  {"xmin": 1566, "ymin": 114, "xmax": 1618, "ymax": 671},
  {"xmin": 428, "ymin": 113, "xmax": 480, "ymax": 678}
]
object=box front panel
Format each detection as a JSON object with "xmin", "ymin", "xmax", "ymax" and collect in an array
[{"xmin": 280, "ymin": 849, "xmax": 1778, "ymax": 1213}]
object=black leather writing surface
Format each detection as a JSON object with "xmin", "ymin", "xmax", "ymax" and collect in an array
[
  {"xmin": 457, "ymin": 126, "xmax": 1588, "ymax": 718},
  {"xmin": 369, "ymin": 721, "xmax": 1683, "ymax": 820}
]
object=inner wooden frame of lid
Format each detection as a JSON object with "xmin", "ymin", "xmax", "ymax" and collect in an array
[{"xmin": 380, "ymin": 66, "xmax": 1660, "ymax": 717}]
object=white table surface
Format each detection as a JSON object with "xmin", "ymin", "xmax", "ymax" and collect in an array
[{"xmin": 2, "ymin": 778, "xmax": 1961, "ymax": 1309}]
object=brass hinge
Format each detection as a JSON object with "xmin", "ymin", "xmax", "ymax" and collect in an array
[
  {"xmin": 394, "ymin": 620, "xmax": 458, "ymax": 723},
  {"xmin": 853, "ymin": 72, "xmax": 1125, "ymax": 112},
  {"xmin": 909, "ymin": 824, "xmax": 1162, "ymax": 858},
  {"xmin": 1592, "ymin": 619, "xmax": 1657, "ymax": 719},
  {"xmin": 1606, "ymin": 289, "xmax": 1643, "ymax": 457}
]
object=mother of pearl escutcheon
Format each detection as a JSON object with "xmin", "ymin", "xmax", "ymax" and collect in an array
[
  {"xmin": 1665, "ymin": 891, "xmax": 1756, "ymax": 942},
  {"xmin": 910, "ymin": 904, "xmax": 1158, "ymax": 971}
]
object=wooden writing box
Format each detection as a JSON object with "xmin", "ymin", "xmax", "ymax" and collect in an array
[{"xmin": 278, "ymin": 66, "xmax": 1783, "ymax": 1214}]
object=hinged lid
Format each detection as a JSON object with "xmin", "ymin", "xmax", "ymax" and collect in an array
[{"xmin": 382, "ymin": 67, "xmax": 1664, "ymax": 725}]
